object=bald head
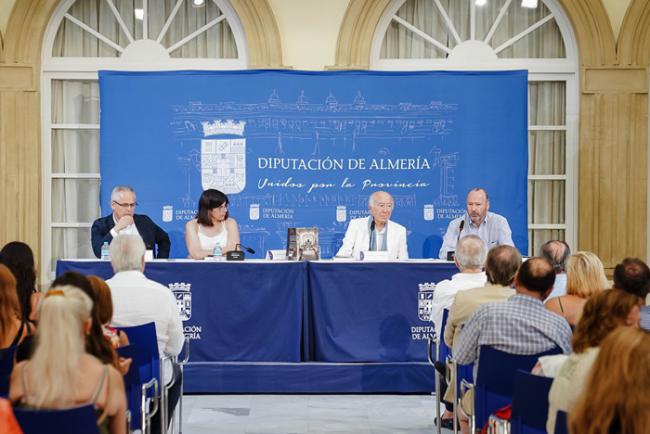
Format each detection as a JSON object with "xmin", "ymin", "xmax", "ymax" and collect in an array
[
  {"xmin": 515, "ymin": 257, "xmax": 556, "ymax": 299},
  {"xmin": 540, "ymin": 240, "xmax": 571, "ymax": 274},
  {"xmin": 485, "ymin": 245, "xmax": 522, "ymax": 286}
]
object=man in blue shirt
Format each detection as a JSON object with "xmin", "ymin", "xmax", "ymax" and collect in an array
[
  {"xmin": 453, "ymin": 257, "xmax": 572, "ymax": 432},
  {"xmin": 439, "ymin": 188, "xmax": 514, "ymax": 260}
]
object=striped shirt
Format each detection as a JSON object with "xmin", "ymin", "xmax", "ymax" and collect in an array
[{"xmin": 454, "ymin": 293, "xmax": 572, "ymax": 371}]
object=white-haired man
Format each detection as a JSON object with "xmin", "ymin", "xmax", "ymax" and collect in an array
[
  {"xmin": 91, "ymin": 185, "xmax": 171, "ymax": 258},
  {"xmin": 106, "ymin": 234, "xmax": 183, "ymax": 431},
  {"xmin": 336, "ymin": 191, "xmax": 408, "ymax": 260},
  {"xmin": 431, "ymin": 235, "xmax": 487, "ymax": 340}
]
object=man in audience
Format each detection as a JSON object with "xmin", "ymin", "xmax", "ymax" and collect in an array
[
  {"xmin": 439, "ymin": 188, "xmax": 514, "ymax": 260},
  {"xmin": 435, "ymin": 244, "xmax": 519, "ymax": 427},
  {"xmin": 444, "ymin": 244, "xmax": 521, "ymax": 349},
  {"xmin": 540, "ymin": 240, "xmax": 571, "ymax": 300},
  {"xmin": 106, "ymin": 234, "xmax": 183, "ymax": 431},
  {"xmin": 91, "ymin": 185, "xmax": 171, "ymax": 258},
  {"xmin": 454, "ymin": 257, "xmax": 572, "ymax": 433},
  {"xmin": 613, "ymin": 257, "xmax": 650, "ymax": 330},
  {"xmin": 336, "ymin": 191, "xmax": 408, "ymax": 259},
  {"xmin": 431, "ymin": 235, "xmax": 487, "ymax": 340}
]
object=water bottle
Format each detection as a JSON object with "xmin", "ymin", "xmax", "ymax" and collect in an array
[
  {"xmin": 100, "ymin": 241, "xmax": 110, "ymax": 260},
  {"xmin": 212, "ymin": 244, "xmax": 222, "ymax": 258}
]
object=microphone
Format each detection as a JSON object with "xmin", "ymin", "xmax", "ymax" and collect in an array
[
  {"xmin": 236, "ymin": 243, "xmax": 256, "ymax": 255},
  {"xmin": 456, "ymin": 220, "xmax": 465, "ymax": 243}
]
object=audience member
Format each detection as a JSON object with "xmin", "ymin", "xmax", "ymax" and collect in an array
[
  {"xmin": 545, "ymin": 251, "xmax": 608, "ymax": 327},
  {"xmin": 185, "ymin": 188, "xmax": 241, "ymax": 259},
  {"xmin": 106, "ymin": 234, "xmax": 183, "ymax": 431},
  {"xmin": 0, "ymin": 241, "xmax": 39, "ymax": 323},
  {"xmin": 544, "ymin": 290, "xmax": 641, "ymax": 433},
  {"xmin": 613, "ymin": 257, "xmax": 650, "ymax": 330},
  {"xmin": 454, "ymin": 257, "xmax": 572, "ymax": 434},
  {"xmin": 435, "ymin": 244, "xmax": 519, "ymax": 427},
  {"xmin": 569, "ymin": 327, "xmax": 650, "ymax": 434},
  {"xmin": 9, "ymin": 286, "xmax": 126, "ymax": 434},
  {"xmin": 87, "ymin": 275, "xmax": 129, "ymax": 349},
  {"xmin": 431, "ymin": 235, "xmax": 487, "ymax": 340},
  {"xmin": 444, "ymin": 245, "xmax": 521, "ymax": 349},
  {"xmin": 539, "ymin": 240, "xmax": 571, "ymax": 300},
  {"xmin": 51, "ymin": 272, "xmax": 118, "ymax": 369},
  {"xmin": 0, "ymin": 264, "xmax": 32, "ymax": 350}
]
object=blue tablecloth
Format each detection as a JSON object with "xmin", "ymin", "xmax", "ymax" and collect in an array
[{"xmin": 57, "ymin": 259, "xmax": 457, "ymax": 392}]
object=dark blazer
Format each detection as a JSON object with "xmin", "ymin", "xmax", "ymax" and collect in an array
[{"xmin": 91, "ymin": 214, "xmax": 171, "ymax": 258}]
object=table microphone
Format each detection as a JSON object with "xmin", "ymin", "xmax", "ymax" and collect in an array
[{"xmin": 236, "ymin": 243, "xmax": 256, "ymax": 254}]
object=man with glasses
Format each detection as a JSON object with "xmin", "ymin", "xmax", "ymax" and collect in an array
[
  {"xmin": 336, "ymin": 191, "xmax": 408, "ymax": 260},
  {"xmin": 91, "ymin": 185, "xmax": 171, "ymax": 258}
]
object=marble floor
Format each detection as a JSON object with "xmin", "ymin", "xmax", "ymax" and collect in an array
[{"xmin": 179, "ymin": 394, "xmax": 454, "ymax": 434}]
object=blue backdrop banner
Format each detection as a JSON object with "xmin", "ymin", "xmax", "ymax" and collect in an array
[{"xmin": 99, "ymin": 69, "xmax": 528, "ymax": 258}]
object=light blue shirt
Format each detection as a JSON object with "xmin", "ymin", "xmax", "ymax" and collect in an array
[
  {"xmin": 545, "ymin": 273, "xmax": 567, "ymax": 301},
  {"xmin": 439, "ymin": 211, "xmax": 514, "ymax": 259},
  {"xmin": 640, "ymin": 306, "xmax": 650, "ymax": 331}
]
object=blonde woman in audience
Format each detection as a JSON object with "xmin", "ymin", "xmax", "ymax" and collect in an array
[
  {"xmin": 0, "ymin": 264, "xmax": 32, "ymax": 350},
  {"xmin": 545, "ymin": 251, "xmax": 609, "ymax": 327},
  {"xmin": 544, "ymin": 289, "xmax": 641, "ymax": 433},
  {"xmin": 9, "ymin": 286, "xmax": 126, "ymax": 434},
  {"xmin": 569, "ymin": 327, "xmax": 650, "ymax": 434},
  {"xmin": 87, "ymin": 275, "xmax": 129, "ymax": 349}
]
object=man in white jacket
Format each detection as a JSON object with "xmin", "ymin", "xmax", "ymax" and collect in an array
[{"xmin": 336, "ymin": 191, "xmax": 409, "ymax": 260}]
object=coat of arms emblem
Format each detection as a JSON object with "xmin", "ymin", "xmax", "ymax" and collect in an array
[
  {"xmin": 417, "ymin": 282, "xmax": 436, "ymax": 321},
  {"xmin": 169, "ymin": 282, "xmax": 192, "ymax": 321},
  {"xmin": 200, "ymin": 119, "xmax": 246, "ymax": 194}
]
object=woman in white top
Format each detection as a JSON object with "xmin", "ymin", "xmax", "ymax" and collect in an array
[{"xmin": 185, "ymin": 189, "xmax": 240, "ymax": 259}]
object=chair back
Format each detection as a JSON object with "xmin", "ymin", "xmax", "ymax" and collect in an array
[
  {"xmin": 438, "ymin": 309, "xmax": 451, "ymax": 363},
  {"xmin": 510, "ymin": 370, "xmax": 553, "ymax": 434},
  {"xmin": 554, "ymin": 411, "xmax": 569, "ymax": 434},
  {"xmin": 117, "ymin": 322, "xmax": 160, "ymax": 383},
  {"xmin": 475, "ymin": 346, "xmax": 560, "ymax": 428},
  {"xmin": 14, "ymin": 404, "xmax": 100, "ymax": 434},
  {"xmin": 0, "ymin": 345, "xmax": 16, "ymax": 398}
]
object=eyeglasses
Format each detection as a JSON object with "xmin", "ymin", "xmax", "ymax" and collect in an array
[{"xmin": 112, "ymin": 200, "xmax": 138, "ymax": 209}]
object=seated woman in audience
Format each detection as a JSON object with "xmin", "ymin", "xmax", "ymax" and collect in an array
[
  {"xmin": 569, "ymin": 327, "xmax": 650, "ymax": 434},
  {"xmin": 0, "ymin": 241, "xmax": 40, "ymax": 323},
  {"xmin": 543, "ymin": 289, "xmax": 641, "ymax": 434},
  {"xmin": 185, "ymin": 188, "xmax": 240, "ymax": 259},
  {"xmin": 87, "ymin": 275, "xmax": 129, "ymax": 349},
  {"xmin": 51, "ymin": 272, "xmax": 130, "ymax": 375},
  {"xmin": 0, "ymin": 264, "xmax": 32, "ymax": 350},
  {"xmin": 545, "ymin": 251, "xmax": 609, "ymax": 327},
  {"xmin": 9, "ymin": 286, "xmax": 127, "ymax": 434}
]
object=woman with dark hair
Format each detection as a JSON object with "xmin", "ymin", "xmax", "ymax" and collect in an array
[
  {"xmin": 0, "ymin": 264, "xmax": 32, "ymax": 350},
  {"xmin": 185, "ymin": 188, "xmax": 240, "ymax": 259},
  {"xmin": 0, "ymin": 241, "xmax": 39, "ymax": 323},
  {"xmin": 87, "ymin": 275, "xmax": 129, "ymax": 349}
]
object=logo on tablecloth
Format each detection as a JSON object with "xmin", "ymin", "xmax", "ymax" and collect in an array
[
  {"xmin": 169, "ymin": 282, "xmax": 192, "ymax": 321},
  {"xmin": 417, "ymin": 282, "xmax": 435, "ymax": 321}
]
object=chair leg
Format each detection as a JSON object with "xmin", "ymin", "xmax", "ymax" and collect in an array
[{"xmin": 435, "ymin": 369, "xmax": 442, "ymax": 434}]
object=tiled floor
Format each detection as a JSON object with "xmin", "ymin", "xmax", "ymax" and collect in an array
[{"xmin": 179, "ymin": 394, "xmax": 454, "ymax": 434}]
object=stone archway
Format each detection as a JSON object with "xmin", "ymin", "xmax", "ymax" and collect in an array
[
  {"xmin": 0, "ymin": 0, "xmax": 284, "ymax": 275},
  {"xmin": 333, "ymin": 0, "xmax": 648, "ymax": 267}
]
